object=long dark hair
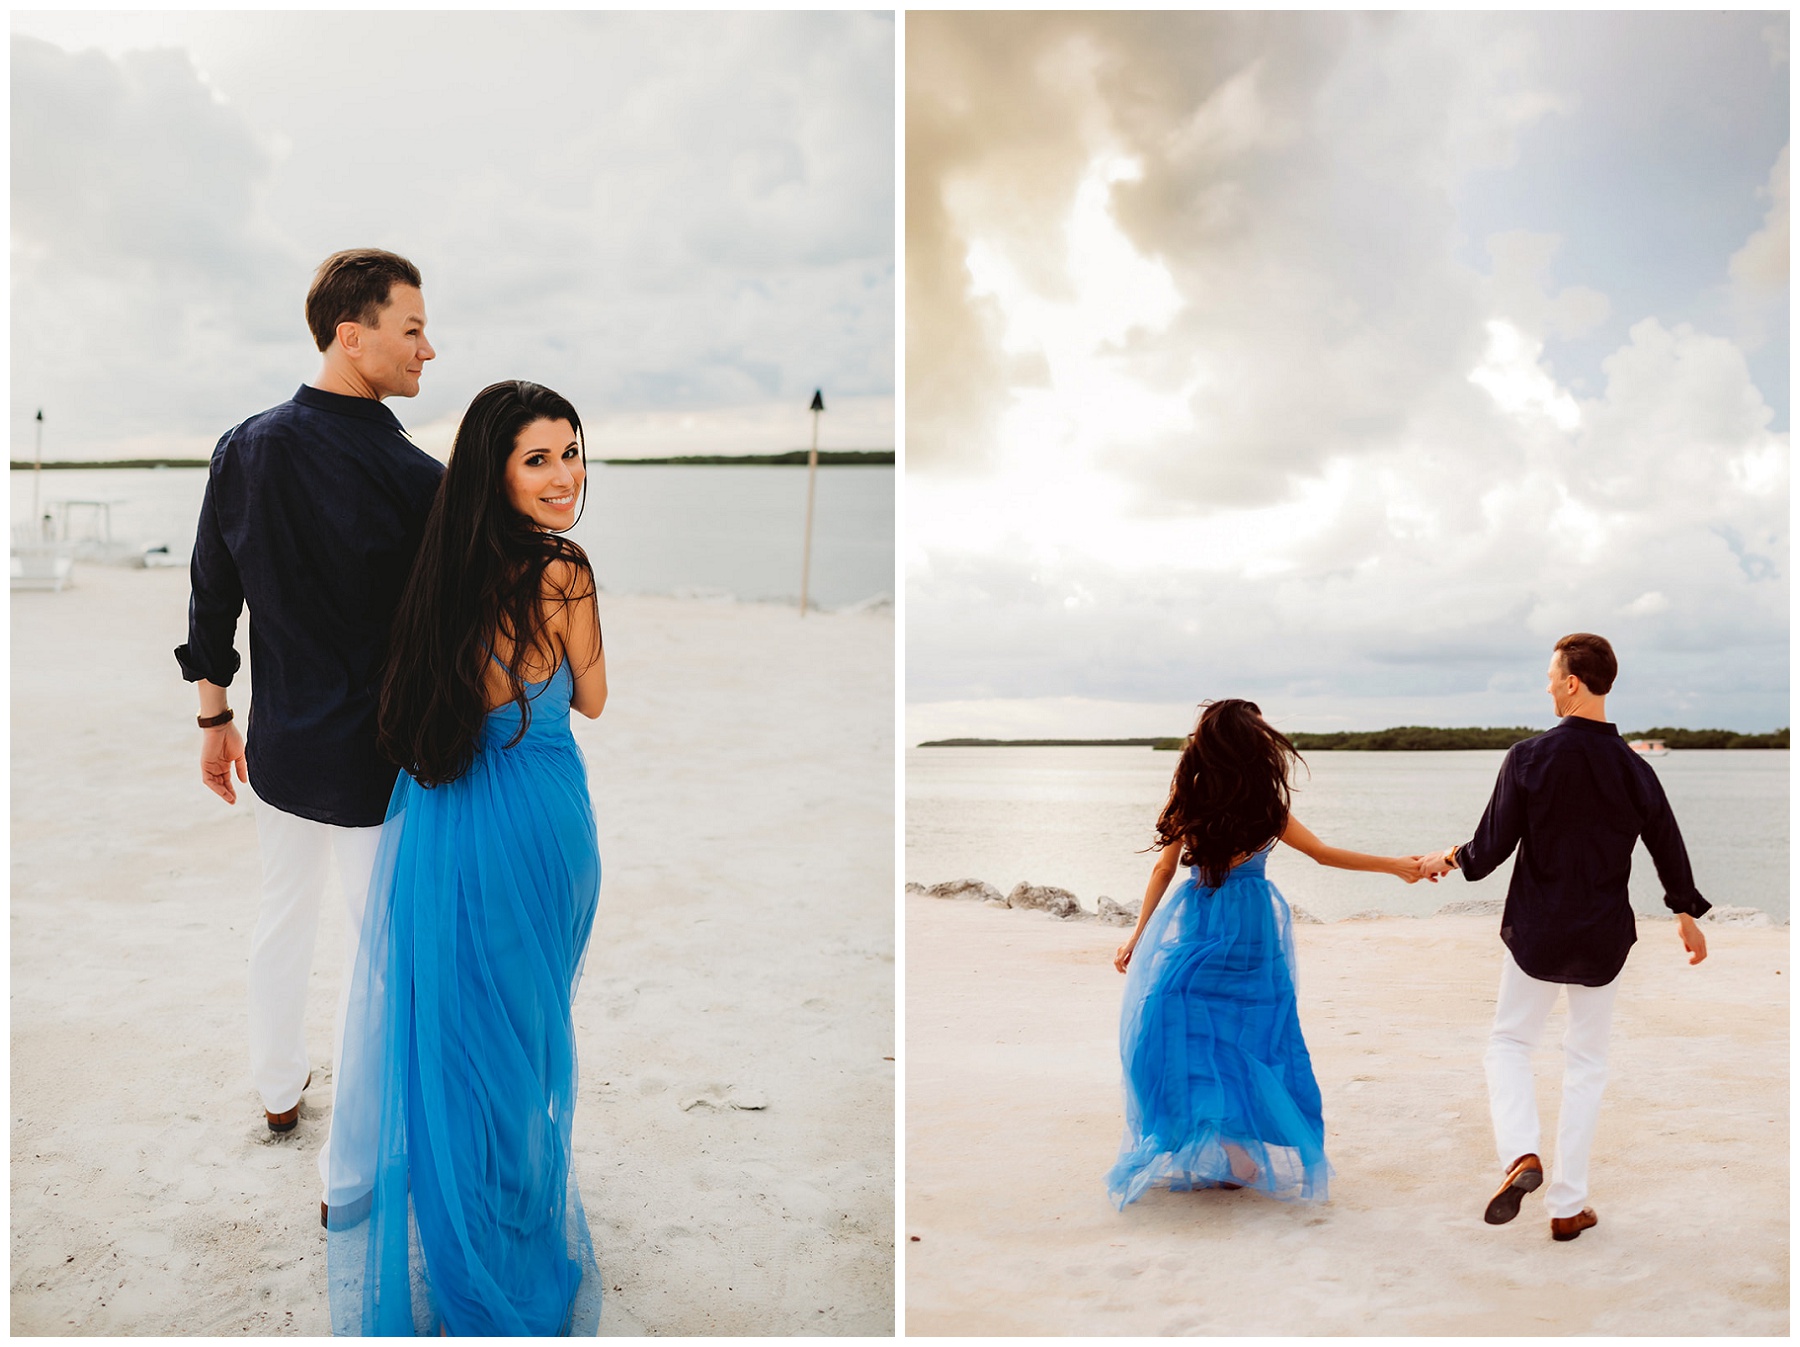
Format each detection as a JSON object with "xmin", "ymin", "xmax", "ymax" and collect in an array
[
  {"xmin": 1153, "ymin": 699, "xmax": 1304, "ymax": 887},
  {"xmin": 378, "ymin": 379, "xmax": 595, "ymax": 787}
]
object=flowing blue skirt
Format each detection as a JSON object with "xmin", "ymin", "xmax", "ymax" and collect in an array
[
  {"xmin": 1107, "ymin": 853, "xmax": 1330, "ymax": 1208},
  {"xmin": 326, "ymin": 715, "xmax": 602, "ymax": 1335}
]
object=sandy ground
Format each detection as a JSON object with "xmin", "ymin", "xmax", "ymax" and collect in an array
[
  {"xmin": 11, "ymin": 563, "xmax": 895, "ymax": 1336},
  {"xmin": 905, "ymin": 894, "xmax": 1788, "ymax": 1336}
]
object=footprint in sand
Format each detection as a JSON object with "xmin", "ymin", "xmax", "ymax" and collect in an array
[{"xmin": 677, "ymin": 1086, "xmax": 769, "ymax": 1112}]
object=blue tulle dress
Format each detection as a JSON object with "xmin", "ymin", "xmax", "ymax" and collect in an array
[
  {"xmin": 326, "ymin": 660, "xmax": 602, "ymax": 1335},
  {"xmin": 1107, "ymin": 843, "xmax": 1331, "ymax": 1208}
]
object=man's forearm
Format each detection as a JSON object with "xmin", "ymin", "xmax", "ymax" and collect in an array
[{"xmin": 197, "ymin": 679, "xmax": 231, "ymax": 718}]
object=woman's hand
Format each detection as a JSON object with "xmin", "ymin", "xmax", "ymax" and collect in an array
[
  {"xmin": 1114, "ymin": 939, "xmax": 1136, "ymax": 974},
  {"xmin": 1395, "ymin": 855, "xmax": 1427, "ymax": 884}
]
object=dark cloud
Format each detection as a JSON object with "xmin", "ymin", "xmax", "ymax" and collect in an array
[
  {"xmin": 905, "ymin": 13, "xmax": 1101, "ymax": 474},
  {"xmin": 12, "ymin": 36, "xmax": 307, "ymax": 450},
  {"xmin": 905, "ymin": 12, "xmax": 1553, "ymax": 495},
  {"xmin": 12, "ymin": 38, "xmax": 285, "ymax": 284}
]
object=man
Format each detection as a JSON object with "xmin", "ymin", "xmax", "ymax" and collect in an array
[
  {"xmin": 174, "ymin": 249, "xmax": 443, "ymax": 1222},
  {"xmin": 1419, "ymin": 633, "xmax": 1709, "ymax": 1241}
]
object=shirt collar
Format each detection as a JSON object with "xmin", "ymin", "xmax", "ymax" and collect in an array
[
  {"xmin": 293, "ymin": 383, "xmax": 405, "ymax": 430},
  {"xmin": 1556, "ymin": 714, "xmax": 1618, "ymax": 736}
]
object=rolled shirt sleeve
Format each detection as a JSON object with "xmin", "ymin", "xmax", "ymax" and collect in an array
[
  {"xmin": 1639, "ymin": 775, "xmax": 1711, "ymax": 918},
  {"xmin": 1457, "ymin": 745, "xmax": 1525, "ymax": 883},
  {"xmin": 1448, "ymin": 716, "xmax": 1712, "ymax": 985},
  {"xmin": 169, "ymin": 386, "xmax": 445, "ymax": 826},
  {"xmin": 174, "ymin": 450, "xmax": 245, "ymax": 687}
]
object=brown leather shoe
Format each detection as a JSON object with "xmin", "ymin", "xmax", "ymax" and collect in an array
[
  {"xmin": 265, "ymin": 1071, "xmax": 313, "ymax": 1133},
  {"xmin": 1484, "ymin": 1152, "xmax": 1543, "ymax": 1225},
  {"xmin": 1551, "ymin": 1207, "xmax": 1598, "ymax": 1241}
]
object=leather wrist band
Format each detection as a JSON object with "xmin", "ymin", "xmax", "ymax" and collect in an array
[
  {"xmin": 1445, "ymin": 845, "xmax": 1459, "ymax": 870},
  {"xmin": 198, "ymin": 708, "xmax": 235, "ymax": 729}
]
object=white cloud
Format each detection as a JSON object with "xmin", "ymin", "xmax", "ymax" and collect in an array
[
  {"xmin": 1468, "ymin": 320, "xmax": 1583, "ymax": 431},
  {"xmin": 1727, "ymin": 144, "xmax": 1789, "ymax": 355},
  {"xmin": 1729, "ymin": 146, "xmax": 1788, "ymax": 293},
  {"xmin": 907, "ymin": 13, "xmax": 1787, "ymax": 731},
  {"xmin": 1482, "ymin": 231, "xmax": 1611, "ymax": 341},
  {"xmin": 10, "ymin": 14, "xmax": 893, "ymax": 460}
]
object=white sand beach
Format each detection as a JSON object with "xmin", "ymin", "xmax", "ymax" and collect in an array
[
  {"xmin": 11, "ymin": 563, "xmax": 894, "ymax": 1336},
  {"xmin": 905, "ymin": 893, "xmax": 1787, "ymax": 1336}
]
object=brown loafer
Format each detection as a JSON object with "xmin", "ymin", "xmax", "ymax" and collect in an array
[
  {"xmin": 265, "ymin": 1071, "xmax": 313, "ymax": 1133},
  {"xmin": 1551, "ymin": 1207, "xmax": 1598, "ymax": 1241},
  {"xmin": 1483, "ymin": 1152, "xmax": 1543, "ymax": 1225}
]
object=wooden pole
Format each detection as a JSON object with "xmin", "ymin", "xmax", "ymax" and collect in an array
[
  {"xmin": 32, "ymin": 409, "xmax": 43, "ymax": 539},
  {"xmin": 799, "ymin": 390, "xmax": 823, "ymax": 615}
]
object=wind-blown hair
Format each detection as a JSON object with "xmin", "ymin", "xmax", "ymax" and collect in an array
[
  {"xmin": 1153, "ymin": 699, "xmax": 1304, "ymax": 887},
  {"xmin": 378, "ymin": 380, "xmax": 596, "ymax": 787}
]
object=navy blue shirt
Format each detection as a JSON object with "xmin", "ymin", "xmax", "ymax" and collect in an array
[
  {"xmin": 175, "ymin": 385, "xmax": 445, "ymax": 827},
  {"xmin": 1457, "ymin": 715, "xmax": 1710, "ymax": 986}
]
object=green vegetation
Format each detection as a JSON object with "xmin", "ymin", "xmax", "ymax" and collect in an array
[
  {"xmin": 603, "ymin": 450, "xmax": 893, "ymax": 466},
  {"xmin": 1282, "ymin": 726, "xmax": 1543, "ymax": 751},
  {"xmin": 1620, "ymin": 726, "xmax": 1789, "ymax": 750},
  {"xmin": 11, "ymin": 458, "xmax": 211, "ymax": 470},
  {"xmin": 918, "ymin": 737, "xmax": 1164, "ymax": 748}
]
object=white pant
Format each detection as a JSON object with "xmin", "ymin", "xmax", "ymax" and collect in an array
[
  {"xmin": 1483, "ymin": 949, "xmax": 1619, "ymax": 1220},
  {"xmin": 247, "ymin": 801, "xmax": 381, "ymax": 1200}
]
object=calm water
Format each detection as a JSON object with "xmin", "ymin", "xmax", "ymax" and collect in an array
[
  {"xmin": 10, "ymin": 464, "xmax": 894, "ymax": 608},
  {"xmin": 906, "ymin": 746, "xmax": 1790, "ymax": 922}
]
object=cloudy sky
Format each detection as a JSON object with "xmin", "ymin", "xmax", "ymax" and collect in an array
[
  {"xmin": 12, "ymin": 11, "xmax": 893, "ymax": 461},
  {"xmin": 907, "ymin": 11, "xmax": 1788, "ymax": 738}
]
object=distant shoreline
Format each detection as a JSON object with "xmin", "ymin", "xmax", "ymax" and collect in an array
[
  {"xmin": 601, "ymin": 450, "xmax": 893, "ymax": 466},
  {"xmin": 11, "ymin": 458, "xmax": 212, "ymax": 470},
  {"xmin": 919, "ymin": 726, "xmax": 1791, "ymax": 751},
  {"xmin": 12, "ymin": 450, "xmax": 895, "ymax": 470}
]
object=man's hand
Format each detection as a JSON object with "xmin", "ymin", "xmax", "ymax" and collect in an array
[
  {"xmin": 202, "ymin": 723, "xmax": 248, "ymax": 804},
  {"xmin": 1416, "ymin": 850, "xmax": 1455, "ymax": 883},
  {"xmin": 1676, "ymin": 912, "xmax": 1708, "ymax": 966}
]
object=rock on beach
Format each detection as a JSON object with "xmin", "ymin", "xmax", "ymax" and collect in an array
[{"xmin": 1004, "ymin": 883, "xmax": 1084, "ymax": 919}]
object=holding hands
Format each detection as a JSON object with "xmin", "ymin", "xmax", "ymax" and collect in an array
[
  {"xmin": 1393, "ymin": 855, "xmax": 1433, "ymax": 884},
  {"xmin": 1414, "ymin": 849, "xmax": 1458, "ymax": 883}
]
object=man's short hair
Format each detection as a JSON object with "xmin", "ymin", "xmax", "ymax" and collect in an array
[
  {"xmin": 1554, "ymin": 632, "xmax": 1617, "ymax": 695},
  {"xmin": 305, "ymin": 249, "xmax": 423, "ymax": 353}
]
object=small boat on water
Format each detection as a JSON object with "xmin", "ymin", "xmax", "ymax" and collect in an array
[
  {"xmin": 1629, "ymin": 739, "xmax": 1670, "ymax": 758},
  {"xmin": 10, "ymin": 540, "xmax": 74, "ymax": 592}
]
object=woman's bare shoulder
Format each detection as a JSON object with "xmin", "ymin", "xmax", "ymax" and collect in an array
[{"xmin": 539, "ymin": 548, "xmax": 596, "ymax": 601}]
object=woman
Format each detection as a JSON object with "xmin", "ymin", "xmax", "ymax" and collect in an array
[
  {"xmin": 1107, "ymin": 699, "xmax": 1421, "ymax": 1210},
  {"xmin": 326, "ymin": 380, "xmax": 608, "ymax": 1335}
]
